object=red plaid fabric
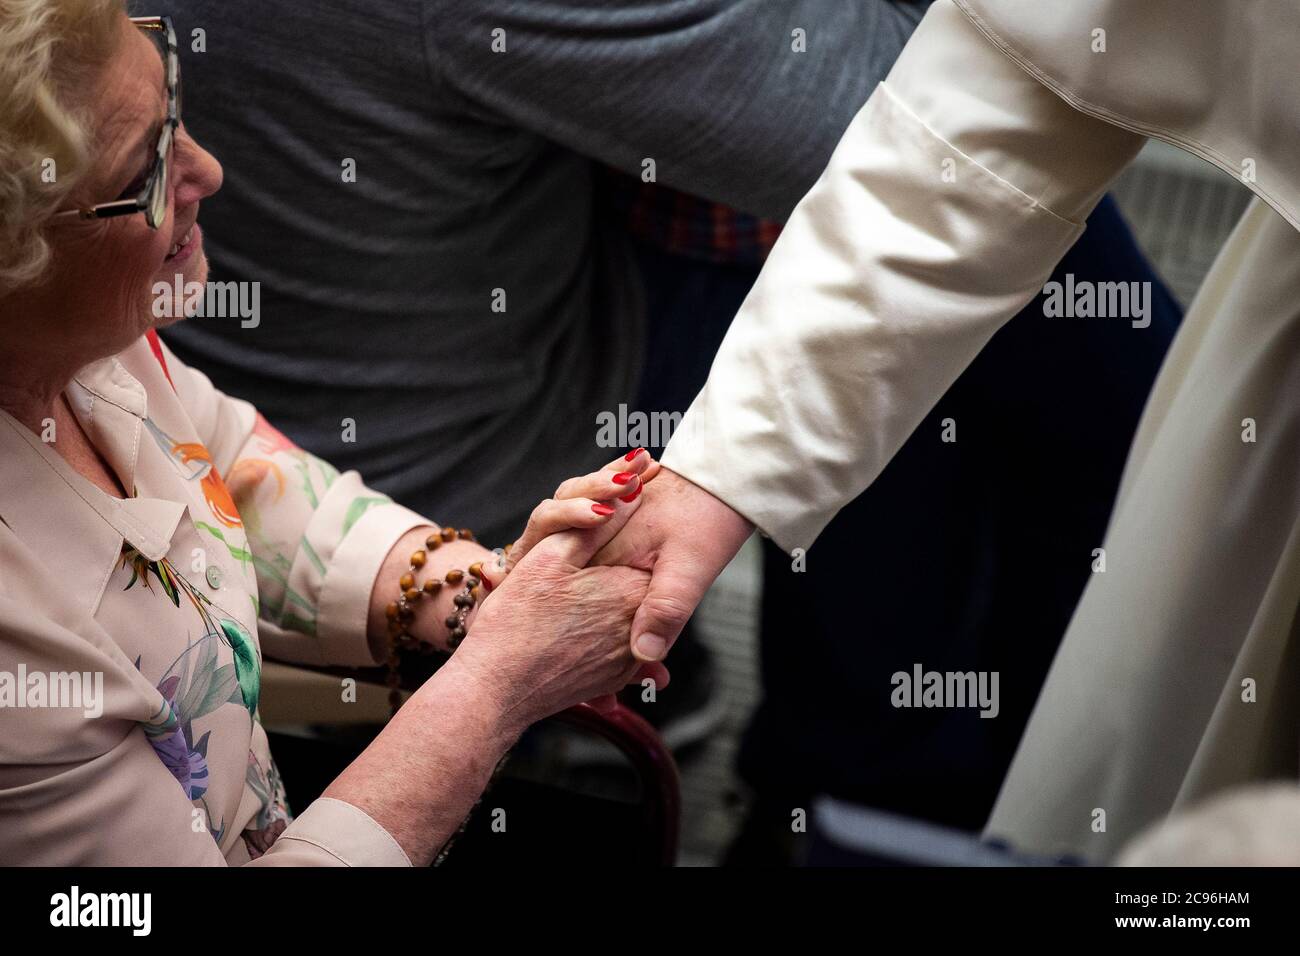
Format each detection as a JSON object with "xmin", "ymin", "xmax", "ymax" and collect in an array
[{"xmin": 600, "ymin": 167, "xmax": 782, "ymax": 266}]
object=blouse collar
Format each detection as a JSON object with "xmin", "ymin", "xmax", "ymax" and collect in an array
[{"xmin": 0, "ymin": 351, "xmax": 186, "ymax": 617}]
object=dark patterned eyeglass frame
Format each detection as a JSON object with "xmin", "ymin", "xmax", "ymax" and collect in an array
[{"xmin": 53, "ymin": 16, "xmax": 180, "ymax": 231}]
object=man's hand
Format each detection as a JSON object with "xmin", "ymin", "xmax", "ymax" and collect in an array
[{"xmin": 592, "ymin": 466, "xmax": 753, "ymax": 661}]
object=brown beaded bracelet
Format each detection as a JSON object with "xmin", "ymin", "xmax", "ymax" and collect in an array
[
  {"xmin": 383, "ymin": 527, "xmax": 483, "ymax": 715},
  {"xmin": 381, "ymin": 526, "xmax": 498, "ymax": 864}
]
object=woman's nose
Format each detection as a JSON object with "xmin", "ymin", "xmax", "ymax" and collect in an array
[{"xmin": 172, "ymin": 126, "xmax": 224, "ymax": 208}]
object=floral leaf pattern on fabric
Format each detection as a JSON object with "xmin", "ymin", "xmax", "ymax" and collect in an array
[
  {"xmin": 242, "ymin": 749, "xmax": 290, "ymax": 860},
  {"xmin": 121, "ymin": 545, "xmax": 215, "ymax": 627},
  {"xmin": 219, "ymin": 618, "xmax": 261, "ymax": 716},
  {"xmin": 137, "ymin": 627, "xmax": 279, "ymax": 841},
  {"xmin": 136, "ymin": 645, "xmax": 217, "ymax": 803},
  {"xmin": 0, "ymin": 336, "xmax": 418, "ymax": 863},
  {"xmin": 222, "ymin": 412, "xmax": 384, "ymax": 641},
  {"xmin": 246, "ymin": 754, "xmax": 289, "ymax": 823},
  {"xmin": 342, "ymin": 495, "xmax": 391, "ymax": 537},
  {"xmin": 147, "ymin": 719, "xmax": 210, "ymax": 800},
  {"xmin": 192, "ymin": 520, "xmax": 253, "ymax": 570},
  {"xmin": 125, "ymin": 545, "xmax": 263, "ymax": 724},
  {"xmin": 143, "ymin": 417, "xmax": 242, "ymax": 528}
]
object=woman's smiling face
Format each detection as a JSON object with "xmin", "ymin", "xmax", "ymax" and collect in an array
[{"xmin": 36, "ymin": 13, "xmax": 224, "ymax": 360}]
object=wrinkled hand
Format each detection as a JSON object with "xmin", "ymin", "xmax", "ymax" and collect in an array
[
  {"xmin": 474, "ymin": 449, "xmax": 667, "ymax": 712},
  {"xmin": 592, "ymin": 466, "xmax": 753, "ymax": 661},
  {"xmin": 451, "ymin": 469, "xmax": 665, "ymax": 731}
]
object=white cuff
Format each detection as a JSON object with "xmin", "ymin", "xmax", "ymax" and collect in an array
[
  {"xmin": 315, "ymin": 496, "xmax": 427, "ymax": 666},
  {"xmin": 271, "ymin": 797, "xmax": 412, "ymax": 866}
]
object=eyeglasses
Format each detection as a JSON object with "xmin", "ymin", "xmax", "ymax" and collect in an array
[{"xmin": 54, "ymin": 16, "xmax": 181, "ymax": 231}]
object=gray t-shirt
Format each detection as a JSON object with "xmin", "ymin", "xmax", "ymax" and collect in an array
[{"xmin": 156, "ymin": 0, "xmax": 929, "ymax": 544}]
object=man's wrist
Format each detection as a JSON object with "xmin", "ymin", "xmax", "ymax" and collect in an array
[{"xmin": 662, "ymin": 465, "xmax": 755, "ymax": 542}]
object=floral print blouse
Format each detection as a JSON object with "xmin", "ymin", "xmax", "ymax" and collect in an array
[{"xmin": 0, "ymin": 332, "xmax": 423, "ymax": 865}]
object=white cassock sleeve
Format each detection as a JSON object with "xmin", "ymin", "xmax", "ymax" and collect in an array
[{"xmin": 659, "ymin": 0, "xmax": 1144, "ymax": 553}]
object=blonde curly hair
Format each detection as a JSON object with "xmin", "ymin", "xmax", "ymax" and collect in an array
[{"xmin": 0, "ymin": 0, "xmax": 126, "ymax": 294}]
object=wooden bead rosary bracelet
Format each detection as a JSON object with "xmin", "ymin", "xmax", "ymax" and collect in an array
[{"xmin": 382, "ymin": 526, "xmax": 491, "ymax": 715}]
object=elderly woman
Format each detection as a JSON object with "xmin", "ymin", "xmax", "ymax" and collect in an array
[{"xmin": 0, "ymin": 1, "xmax": 664, "ymax": 866}]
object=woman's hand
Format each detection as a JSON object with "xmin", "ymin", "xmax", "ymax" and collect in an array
[
  {"xmin": 482, "ymin": 448, "xmax": 661, "ymax": 585},
  {"xmin": 447, "ymin": 474, "xmax": 662, "ymax": 732},
  {"xmin": 336, "ymin": 452, "xmax": 665, "ymax": 863},
  {"xmin": 368, "ymin": 450, "xmax": 659, "ymax": 661}
]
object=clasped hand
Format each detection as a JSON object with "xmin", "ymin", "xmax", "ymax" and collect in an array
[{"xmin": 460, "ymin": 449, "xmax": 752, "ymax": 722}]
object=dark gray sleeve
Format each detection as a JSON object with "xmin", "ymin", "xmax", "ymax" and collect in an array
[{"xmin": 422, "ymin": 0, "xmax": 932, "ymax": 220}]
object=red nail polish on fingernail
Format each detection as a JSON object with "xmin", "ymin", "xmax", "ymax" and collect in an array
[
  {"xmin": 624, "ymin": 447, "xmax": 645, "ymax": 461},
  {"xmin": 619, "ymin": 485, "xmax": 642, "ymax": 504},
  {"xmin": 612, "ymin": 471, "xmax": 635, "ymax": 485},
  {"xmin": 591, "ymin": 502, "xmax": 616, "ymax": 516}
]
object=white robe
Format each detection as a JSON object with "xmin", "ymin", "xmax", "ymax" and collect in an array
[{"xmin": 660, "ymin": 0, "xmax": 1299, "ymax": 860}]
